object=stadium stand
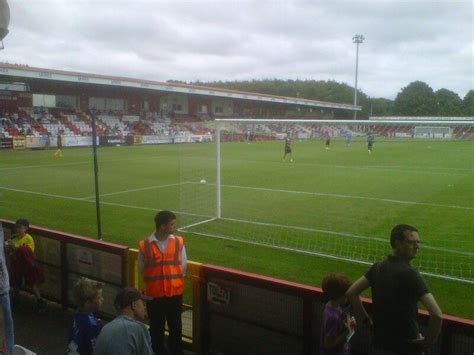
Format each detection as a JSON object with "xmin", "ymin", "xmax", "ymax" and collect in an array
[{"xmin": 2, "ymin": 107, "xmax": 474, "ymax": 142}]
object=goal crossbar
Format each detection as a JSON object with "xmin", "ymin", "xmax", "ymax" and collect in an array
[{"xmin": 215, "ymin": 118, "xmax": 474, "ymax": 126}]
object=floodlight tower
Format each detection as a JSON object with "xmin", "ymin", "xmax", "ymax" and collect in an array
[{"xmin": 352, "ymin": 34, "xmax": 364, "ymax": 119}]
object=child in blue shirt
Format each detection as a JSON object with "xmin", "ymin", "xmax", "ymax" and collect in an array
[{"xmin": 66, "ymin": 278, "xmax": 104, "ymax": 355}]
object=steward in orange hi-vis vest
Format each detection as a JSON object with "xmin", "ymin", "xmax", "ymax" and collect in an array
[{"xmin": 139, "ymin": 235, "xmax": 184, "ymax": 298}]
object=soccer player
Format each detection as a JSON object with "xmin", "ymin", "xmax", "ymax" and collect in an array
[
  {"xmin": 54, "ymin": 131, "xmax": 64, "ymax": 158},
  {"xmin": 367, "ymin": 132, "xmax": 375, "ymax": 153},
  {"xmin": 325, "ymin": 133, "xmax": 331, "ymax": 150},
  {"xmin": 346, "ymin": 130, "xmax": 353, "ymax": 147},
  {"xmin": 282, "ymin": 136, "xmax": 293, "ymax": 162}
]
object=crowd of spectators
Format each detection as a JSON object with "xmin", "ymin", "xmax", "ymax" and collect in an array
[
  {"xmin": 0, "ymin": 107, "xmax": 191, "ymax": 139},
  {"xmin": 0, "ymin": 214, "xmax": 445, "ymax": 355}
]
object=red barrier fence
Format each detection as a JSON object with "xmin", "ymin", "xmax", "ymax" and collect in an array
[{"xmin": 2, "ymin": 219, "xmax": 473, "ymax": 354}]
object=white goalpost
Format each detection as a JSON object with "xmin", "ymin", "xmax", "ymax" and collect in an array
[{"xmin": 178, "ymin": 118, "xmax": 474, "ymax": 284}]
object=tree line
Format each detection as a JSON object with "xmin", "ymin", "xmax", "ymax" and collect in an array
[{"xmin": 182, "ymin": 79, "xmax": 473, "ymax": 118}]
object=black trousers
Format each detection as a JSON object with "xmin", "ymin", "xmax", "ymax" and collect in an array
[{"xmin": 147, "ymin": 295, "xmax": 183, "ymax": 355}]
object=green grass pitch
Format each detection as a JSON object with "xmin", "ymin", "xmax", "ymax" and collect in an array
[{"xmin": 1, "ymin": 138, "xmax": 473, "ymax": 318}]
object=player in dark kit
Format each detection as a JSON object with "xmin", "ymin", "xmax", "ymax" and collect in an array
[
  {"xmin": 282, "ymin": 137, "xmax": 293, "ymax": 162},
  {"xmin": 54, "ymin": 132, "xmax": 64, "ymax": 158},
  {"xmin": 325, "ymin": 133, "xmax": 331, "ymax": 150},
  {"xmin": 367, "ymin": 133, "xmax": 375, "ymax": 154}
]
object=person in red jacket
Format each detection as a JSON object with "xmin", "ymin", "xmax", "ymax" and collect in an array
[{"xmin": 138, "ymin": 210, "xmax": 187, "ymax": 355}]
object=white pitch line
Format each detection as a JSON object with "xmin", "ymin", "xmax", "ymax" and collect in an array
[
  {"xmin": 80, "ymin": 181, "xmax": 192, "ymax": 200},
  {"xmin": 220, "ymin": 157, "xmax": 474, "ymax": 176},
  {"xmin": 220, "ymin": 217, "xmax": 474, "ymax": 256},
  {"xmin": 179, "ymin": 217, "xmax": 217, "ymax": 231},
  {"xmin": 0, "ymin": 160, "xmax": 93, "ymax": 171},
  {"xmin": 0, "ymin": 186, "xmax": 212, "ymax": 219},
  {"xmin": 0, "ymin": 186, "xmax": 90, "ymax": 202},
  {"xmin": 190, "ymin": 182, "xmax": 474, "ymax": 211},
  {"xmin": 1, "ymin": 185, "xmax": 472, "ymax": 256},
  {"xmin": 184, "ymin": 230, "xmax": 474, "ymax": 285},
  {"xmin": 0, "ymin": 155, "xmax": 183, "ymax": 172}
]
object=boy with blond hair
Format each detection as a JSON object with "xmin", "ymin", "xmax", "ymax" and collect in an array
[{"xmin": 66, "ymin": 277, "xmax": 104, "ymax": 355}]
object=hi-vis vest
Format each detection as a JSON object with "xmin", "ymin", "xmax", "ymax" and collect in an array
[{"xmin": 139, "ymin": 235, "xmax": 184, "ymax": 298}]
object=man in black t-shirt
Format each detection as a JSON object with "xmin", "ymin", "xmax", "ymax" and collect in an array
[
  {"xmin": 367, "ymin": 132, "xmax": 375, "ymax": 153},
  {"xmin": 346, "ymin": 224, "xmax": 442, "ymax": 355},
  {"xmin": 282, "ymin": 137, "xmax": 293, "ymax": 162}
]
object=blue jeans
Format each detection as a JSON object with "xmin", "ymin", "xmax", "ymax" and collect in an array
[{"xmin": 0, "ymin": 292, "xmax": 14, "ymax": 355}]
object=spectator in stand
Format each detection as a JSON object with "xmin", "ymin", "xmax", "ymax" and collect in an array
[
  {"xmin": 66, "ymin": 278, "xmax": 104, "ymax": 355},
  {"xmin": 94, "ymin": 287, "xmax": 153, "ymax": 355},
  {"xmin": 346, "ymin": 224, "xmax": 443, "ymax": 355},
  {"xmin": 5, "ymin": 219, "xmax": 46, "ymax": 312},
  {"xmin": 138, "ymin": 211, "xmax": 187, "ymax": 355},
  {"xmin": 0, "ymin": 222, "xmax": 14, "ymax": 355},
  {"xmin": 320, "ymin": 273, "xmax": 356, "ymax": 355}
]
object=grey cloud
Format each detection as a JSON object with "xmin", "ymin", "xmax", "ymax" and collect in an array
[{"xmin": 2, "ymin": 0, "xmax": 473, "ymax": 99}]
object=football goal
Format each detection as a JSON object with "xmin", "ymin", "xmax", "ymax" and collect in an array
[{"xmin": 178, "ymin": 118, "xmax": 474, "ymax": 283}]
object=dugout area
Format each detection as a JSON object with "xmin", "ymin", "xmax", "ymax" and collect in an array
[{"xmin": 1, "ymin": 219, "xmax": 473, "ymax": 355}]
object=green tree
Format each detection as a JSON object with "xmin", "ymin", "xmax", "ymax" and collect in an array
[
  {"xmin": 193, "ymin": 79, "xmax": 372, "ymax": 118},
  {"xmin": 394, "ymin": 81, "xmax": 437, "ymax": 116},
  {"xmin": 463, "ymin": 90, "xmax": 474, "ymax": 116},
  {"xmin": 435, "ymin": 88, "xmax": 463, "ymax": 116},
  {"xmin": 370, "ymin": 98, "xmax": 395, "ymax": 116}
]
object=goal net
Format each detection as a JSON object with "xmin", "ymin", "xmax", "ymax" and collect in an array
[
  {"xmin": 178, "ymin": 118, "xmax": 474, "ymax": 283},
  {"xmin": 414, "ymin": 126, "xmax": 452, "ymax": 139}
]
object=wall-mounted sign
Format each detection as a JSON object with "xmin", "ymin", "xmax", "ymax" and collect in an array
[{"xmin": 207, "ymin": 282, "xmax": 231, "ymax": 305}]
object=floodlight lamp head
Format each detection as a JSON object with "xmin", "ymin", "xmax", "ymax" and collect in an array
[{"xmin": 352, "ymin": 34, "xmax": 365, "ymax": 44}]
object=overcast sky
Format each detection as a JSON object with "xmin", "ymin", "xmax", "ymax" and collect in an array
[{"xmin": 1, "ymin": 0, "xmax": 473, "ymax": 100}]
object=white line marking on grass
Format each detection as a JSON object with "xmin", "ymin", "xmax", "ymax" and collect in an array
[
  {"xmin": 97, "ymin": 201, "xmax": 211, "ymax": 219},
  {"xmin": 80, "ymin": 182, "xmax": 192, "ymax": 200},
  {"xmin": 0, "ymin": 186, "xmax": 88, "ymax": 202},
  {"xmin": 179, "ymin": 217, "xmax": 217, "ymax": 230},
  {"xmin": 0, "ymin": 155, "xmax": 182, "ymax": 172},
  {"xmin": 220, "ymin": 217, "xmax": 474, "ymax": 256},
  {"xmin": 221, "ymin": 158, "xmax": 474, "ymax": 175},
  {"xmin": 189, "ymin": 182, "xmax": 474, "ymax": 211},
  {"xmin": 185, "ymin": 230, "xmax": 474, "ymax": 285},
  {"xmin": 0, "ymin": 186, "xmax": 213, "ymax": 219},
  {"xmin": 0, "ymin": 161, "xmax": 92, "ymax": 171},
  {"xmin": 1, "ymin": 186, "xmax": 472, "ymax": 256}
]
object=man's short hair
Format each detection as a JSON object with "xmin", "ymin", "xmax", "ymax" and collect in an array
[
  {"xmin": 322, "ymin": 272, "xmax": 351, "ymax": 301},
  {"xmin": 390, "ymin": 224, "xmax": 418, "ymax": 248},
  {"xmin": 114, "ymin": 287, "xmax": 151, "ymax": 310},
  {"xmin": 154, "ymin": 210, "xmax": 176, "ymax": 229},
  {"xmin": 73, "ymin": 277, "xmax": 103, "ymax": 307}
]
